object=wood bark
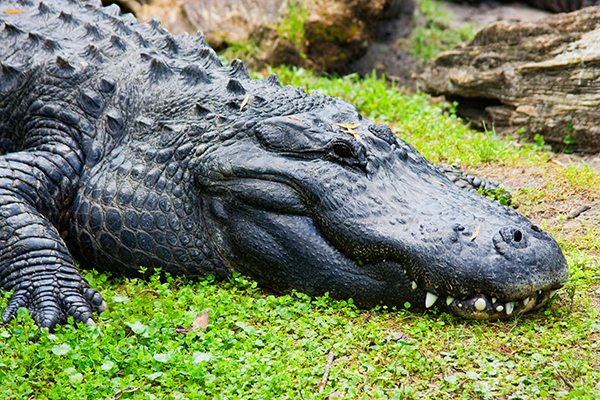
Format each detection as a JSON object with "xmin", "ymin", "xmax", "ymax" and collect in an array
[{"xmin": 418, "ymin": 6, "xmax": 600, "ymax": 153}]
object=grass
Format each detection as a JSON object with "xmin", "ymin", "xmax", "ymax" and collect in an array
[
  {"xmin": 400, "ymin": 0, "xmax": 476, "ymax": 65},
  {"xmin": 275, "ymin": 0, "xmax": 309, "ymax": 52}
]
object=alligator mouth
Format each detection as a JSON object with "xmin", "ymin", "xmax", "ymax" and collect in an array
[
  {"xmin": 360, "ymin": 260, "xmax": 564, "ymax": 320},
  {"xmin": 409, "ymin": 272, "xmax": 560, "ymax": 320},
  {"xmin": 443, "ymin": 289, "xmax": 558, "ymax": 320}
]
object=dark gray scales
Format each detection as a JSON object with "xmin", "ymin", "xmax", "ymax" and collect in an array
[{"xmin": 0, "ymin": 0, "xmax": 567, "ymax": 330}]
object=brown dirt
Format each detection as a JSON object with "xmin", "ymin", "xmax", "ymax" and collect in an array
[
  {"xmin": 470, "ymin": 157, "xmax": 600, "ymax": 316},
  {"xmin": 472, "ymin": 160, "xmax": 599, "ymax": 239}
]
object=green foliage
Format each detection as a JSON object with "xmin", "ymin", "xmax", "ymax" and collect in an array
[
  {"xmin": 218, "ymin": 39, "xmax": 261, "ymax": 67},
  {"xmin": 480, "ymin": 186, "xmax": 512, "ymax": 207},
  {"xmin": 1, "ymin": 268, "xmax": 598, "ymax": 399},
  {"xmin": 532, "ymin": 133, "xmax": 552, "ymax": 151},
  {"xmin": 563, "ymin": 133, "xmax": 575, "ymax": 154},
  {"xmin": 401, "ymin": 0, "xmax": 476, "ymax": 64},
  {"xmin": 276, "ymin": 0, "xmax": 309, "ymax": 51}
]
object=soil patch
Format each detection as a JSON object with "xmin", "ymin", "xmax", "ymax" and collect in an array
[{"xmin": 472, "ymin": 162, "xmax": 599, "ymax": 235}]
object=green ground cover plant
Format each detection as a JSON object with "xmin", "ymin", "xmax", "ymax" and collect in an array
[
  {"xmin": 401, "ymin": 0, "xmax": 476, "ymax": 64},
  {"xmin": 1, "ymin": 1, "xmax": 599, "ymax": 397},
  {"xmin": 1, "ymin": 65, "xmax": 598, "ymax": 399}
]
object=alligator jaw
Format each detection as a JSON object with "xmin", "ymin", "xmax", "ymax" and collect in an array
[
  {"xmin": 443, "ymin": 288, "xmax": 559, "ymax": 320},
  {"xmin": 397, "ymin": 264, "xmax": 563, "ymax": 319}
]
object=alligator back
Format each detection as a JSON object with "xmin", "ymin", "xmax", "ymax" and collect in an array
[{"xmin": 0, "ymin": 0, "xmax": 223, "ymax": 151}]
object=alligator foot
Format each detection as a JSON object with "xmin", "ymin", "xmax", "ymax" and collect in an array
[{"xmin": 2, "ymin": 270, "xmax": 107, "ymax": 331}]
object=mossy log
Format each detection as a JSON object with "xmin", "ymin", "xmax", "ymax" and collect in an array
[{"xmin": 418, "ymin": 6, "xmax": 600, "ymax": 153}]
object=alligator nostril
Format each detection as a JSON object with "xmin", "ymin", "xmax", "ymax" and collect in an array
[
  {"xmin": 513, "ymin": 230, "xmax": 522, "ymax": 242},
  {"xmin": 497, "ymin": 227, "xmax": 528, "ymax": 249}
]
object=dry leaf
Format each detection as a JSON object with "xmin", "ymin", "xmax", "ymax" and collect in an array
[
  {"xmin": 175, "ymin": 311, "xmax": 210, "ymax": 335},
  {"xmin": 333, "ymin": 123, "xmax": 362, "ymax": 140},
  {"xmin": 471, "ymin": 224, "xmax": 481, "ymax": 241},
  {"xmin": 4, "ymin": 9, "xmax": 27, "ymax": 14},
  {"xmin": 389, "ymin": 330, "xmax": 410, "ymax": 342},
  {"xmin": 427, "ymin": 178, "xmax": 444, "ymax": 186},
  {"xmin": 193, "ymin": 311, "xmax": 210, "ymax": 329},
  {"xmin": 547, "ymin": 158, "xmax": 566, "ymax": 168},
  {"xmin": 328, "ymin": 391, "xmax": 345, "ymax": 399},
  {"xmin": 286, "ymin": 115, "xmax": 302, "ymax": 121},
  {"xmin": 239, "ymin": 94, "xmax": 249, "ymax": 111},
  {"xmin": 334, "ymin": 123, "xmax": 359, "ymax": 129}
]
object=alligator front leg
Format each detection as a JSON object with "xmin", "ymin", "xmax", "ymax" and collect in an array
[{"xmin": 0, "ymin": 148, "xmax": 105, "ymax": 330}]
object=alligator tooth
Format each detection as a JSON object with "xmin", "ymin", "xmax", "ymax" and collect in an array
[
  {"xmin": 549, "ymin": 290, "xmax": 558, "ymax": 298},
  {"xmin": 506, "ymin": 302, "xmax": 515, "ymax": 315},
  {"xmin": 523, "ymin": 297, "xmax": 530, "ymax": 306},
  {"xmin": 496, "ymin": 305, "xmax": 504, "ymax": 312},
  {"xmin": 492, "ymin": 297, "xmax": 497, "ymax": 303},
  {"xmin": 411, "ymin": 281, "xmax": 418, "ymax": 290},
  {"xmin": 425, "ymin": 292, "xmax": 438, "ymax": 308},
  {"xmin": 474, "ymin": 298, "xmax": 486, "ymax": 311},
  {"xmin": 446, "ymin": 296, "xmax": 454, "ymax": 306}
]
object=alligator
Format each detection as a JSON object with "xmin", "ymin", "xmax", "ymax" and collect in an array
[{"xmin": 0, "ymin": 0, "xmax": 568, "ymax": 330}]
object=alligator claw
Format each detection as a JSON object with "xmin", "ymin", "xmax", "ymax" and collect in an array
[{"xmin": 2, "ymin": 281, "xmax": 105, "ymax": 332}]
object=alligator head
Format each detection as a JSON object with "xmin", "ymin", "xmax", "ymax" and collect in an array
[{"xmin": 194, "ymin": 81, "xmax": 568, "ymax": 320}]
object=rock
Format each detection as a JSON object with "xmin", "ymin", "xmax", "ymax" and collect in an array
[
  {"xmin": 343, "ymin": 0, "xmax": 417, "ymax": 88},
  {"xmin": 304, "ymin": 0, "xmax": 392, "ymax": 72},
  {"xmin": 441, "ymin": 1, "xmax": 551, "ymax": 30},
  {"xmin": 446, "ymin": 0, "xmax": 599, "ymax": 13},
  {"xmin": 105, "ymin": 0, "xmax": 288, "ymax": 50},
  {"xmin": 182, "ymin": 0, "xmax": 287, "ymax": 50},
  {"xmin": 106, "ymin": 0, "xmax": 396, "ymax": 71},
  {"xmin": 102, "ymin": 0, "xmax": 196, "ymax": 35},
  {"xmin": 251, "ymin": 26, "xmax": 304, "ymax": 67},
  {"xmin": 345, "ymin": 43, "xmax": 420, "ymax": 89},
  {"xmin": 418, "ymin": 6, "xmax": 600, "ymax": 153},
  {"xmin": 526, "ymin": 0, "xmax": 600, "ymax": 13}
]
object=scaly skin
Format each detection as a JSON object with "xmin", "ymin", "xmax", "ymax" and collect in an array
[{"xmin": 0, "ymin": 0, "xmax": 568, "ymax": 330}]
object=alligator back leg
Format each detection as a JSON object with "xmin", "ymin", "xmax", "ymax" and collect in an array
[{"xmin": 0, "ymin": 142, "xmax": 105, "ymax": 330}]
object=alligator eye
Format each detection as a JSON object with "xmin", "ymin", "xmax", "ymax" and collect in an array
[
  {"xmin": 513, "ymin": 230, "xmax": 523, "ymax": 242},
  {"xmin": 332, "ymin": 142, "xmax": 354, "ymax": 159}
]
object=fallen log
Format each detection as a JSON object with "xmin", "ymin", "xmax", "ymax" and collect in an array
[{"xmin": 418, "ymin": 6, "xmax": 600, "ymax": 153}]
